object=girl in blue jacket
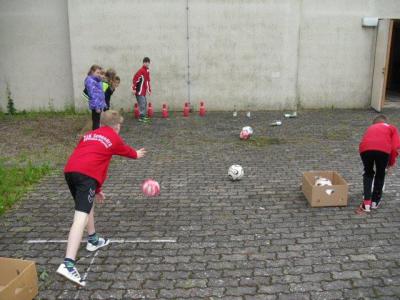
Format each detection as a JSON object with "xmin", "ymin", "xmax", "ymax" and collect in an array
[{"xmin": 85, "ymin": 65, "xmax": 106, "ymax": 129}]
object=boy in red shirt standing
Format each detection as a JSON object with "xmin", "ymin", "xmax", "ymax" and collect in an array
[
  {"xmin": 357, "ymin": 114, "xmax": 400, "ymax": 214},
  {"xmin": 57, "ymin": 110, "xmax": 146, "ymax": 286},
  {"xmin": 132, "ymin": 57, "xmax": 151, "ymax": 123}
]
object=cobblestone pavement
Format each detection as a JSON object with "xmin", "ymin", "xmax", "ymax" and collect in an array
[{"xmin": 1, "ymin": 109, "xmax": 400, "ymax": 299}]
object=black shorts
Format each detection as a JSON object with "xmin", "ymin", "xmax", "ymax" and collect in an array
[{"xmin": 65, "ymin": 172, "xmax": 98, "ymax": 214}]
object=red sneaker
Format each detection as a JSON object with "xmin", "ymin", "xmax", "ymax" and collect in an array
[
  {"xmin": 363, "ymin": 199, "xmax": 372, "ymax": 212},
  {"xmin": 355, "ymin": 200, "xmax": 371, "ymax": 215}
]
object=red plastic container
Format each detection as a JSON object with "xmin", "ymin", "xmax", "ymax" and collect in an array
[
  {"xmin": 199, "ymin": 101, "xmax": 206, "ymax": 116},
  {"xmin": 162, "ymin": 104, "xmax": 169, "ymax": 118},
  {"xmin": 183, "ymin": 102, "xmax": 190, "ymax": 117},
  {"xmin": 147, "ymin": 102, "xmax": 154, "ymax": 118}
]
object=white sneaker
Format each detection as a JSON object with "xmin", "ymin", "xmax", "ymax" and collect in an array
[
  {"xmin": 86, "ymin": 237, "xmax": 110, "ymax": 252},
  {"xmin": 56, "ymin": 263, "xmax": 86, "ymax": 287},
  {"xmin": 371, "ymin": 201, "xmax": 381, "ymax": 209}
]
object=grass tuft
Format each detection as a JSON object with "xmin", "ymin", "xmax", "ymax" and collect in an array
[
  {"xmin": 239, "ymin": 136, "xmax": 284, "ymax": 147},
  {"xmin": 0, "ymin": 160, "xmax": 51, "ymax": 215}
]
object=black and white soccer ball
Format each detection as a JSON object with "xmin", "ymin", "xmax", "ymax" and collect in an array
[{"xmin": 228, "ymin": 165, "xmax": 244, "ymax": 181}]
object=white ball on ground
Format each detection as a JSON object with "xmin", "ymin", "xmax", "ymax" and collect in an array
[
  {"xmin": 242, "ymin": 126, "xmax": 254, "ymax": 135},
  {"xmin": 228, "ymin": 165, "xmax": 244, "ymax": 181}
]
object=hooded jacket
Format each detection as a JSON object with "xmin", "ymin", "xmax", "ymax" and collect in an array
[{"xmin": 85, "ymin": 75, "xmax": 106, "ymax": 110}]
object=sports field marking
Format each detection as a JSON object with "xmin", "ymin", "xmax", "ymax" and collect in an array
[
  {"xmin": 26, "ymin": 238, "xmax": 177, "ymax": 244},
  {"xmin": 74, "ymin": 250, "xmax": 99, "ymax": 299}
]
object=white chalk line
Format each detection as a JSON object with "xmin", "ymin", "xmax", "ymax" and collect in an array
[
  {"xmin": 26, "ymin": 238, "xmax": 177, "ymax": 244},
  {"xmin": 74, "ymin": 250, "xmax": 98, "ymax": 300}
]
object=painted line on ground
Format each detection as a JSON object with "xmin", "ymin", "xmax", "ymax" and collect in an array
[
  {"xmin": 26, "ymin": 238, "xmax": 177, "ymax": 244},
  {"xmin": 74, "ymin": 251, "xmax": 99, "ymax": 300}
]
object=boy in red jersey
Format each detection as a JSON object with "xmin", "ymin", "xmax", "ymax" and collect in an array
[
  {"xmin": 356, "ymin": 114, "xmax": 400, "ymax": 214},
  {"xmin": 132, "ymin": 57, "xmax": 151, "ymax": 123},
  {"xmin": 57, "ymin": 110, "xmax": 146, "ymax": 286}
]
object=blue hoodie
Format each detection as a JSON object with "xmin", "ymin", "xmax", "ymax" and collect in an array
[{"xmin": 85, "ymin": 75, "xmax": 106, "ymax": 110}]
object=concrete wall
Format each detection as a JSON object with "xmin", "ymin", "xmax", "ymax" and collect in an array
[
  {"xmin": 0, "ymin": 0, "xmax": 73, "ymax": 111},
  {"xmin": 297, "ymin": 0, "xmax": 376, "ymax": 108},
  {"xmin": 297, "ymin": 0, "xmax": 400, "ymax": 109},
  {"xmin": 68, "ymin": 0, "xmax": 187, "ymax": 111},
  {"xmin": 2, "ymin": 0, "xmax": 400, "ymax": 111},
  {"xmin": 190, "ymin": 0, "xmax": 300, "ymax": 110},
  {"xmin": 68, "ymin": 0, "xmax": 301, "ymax": 111}
]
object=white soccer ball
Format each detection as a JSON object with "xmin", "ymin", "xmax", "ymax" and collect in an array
[
  {"xmin": 315, "ymin": 177, "xmax": 332, "ymax": 187},
  {"xmin": 242, "ymin": 126, "xmax": 254, "ymax": 135},
  {"xmin": 228, "ymin": 165, "xmax": 244, "ymax": 181}
]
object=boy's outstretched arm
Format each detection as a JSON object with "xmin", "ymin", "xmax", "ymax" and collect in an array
[
  {"xmin": 113, "ymin": 139, "xmax": 146, "ymax": 159},
  {"xmin": 136, "ymin": 148, "xmax": 146, "ymax": 158}
]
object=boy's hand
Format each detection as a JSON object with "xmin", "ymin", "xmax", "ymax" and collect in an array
[
  {"xmin": 132, "ymin": 90, "xmax": 137, "ymax": 95},
  {"xmin": 95, "ymin": 108, "xmax": 101, "ymax": 113},
  {"xmin": 387, "ymin": 166, "xmax": 394, "ymax": 175},
  {"xmin": 95, "ymin": 191, "xmax": 105, "ymax": 204},
  {"xmin": 137, "ymin": 148, "xmax": 146, "ymax": 158}
]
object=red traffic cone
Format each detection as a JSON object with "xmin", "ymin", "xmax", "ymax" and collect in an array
[
  {"xmin": 199, "ymin": 101, "xmax": 206, "ymax": 116},
  {"xmin": 147, "ymin": 102, "xmax": 154, "ymax": 118},
  {"xmin": 134, "ymin": 103, "xmax": 140, "ymax": 119},
  {"xmin": 183, "ymin": 102, "xmax": 190, "ymax": 117},
  {"xmin": 162, "ymin": 103, "xmax": 169, "ymax": 118}
]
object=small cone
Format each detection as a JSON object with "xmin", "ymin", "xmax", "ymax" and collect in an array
[
  {"xmin": 147, "ymin": 102, "xmax": 154, "ymax": 118},
  {"xmin": 162, "ymin": 104, "xmax": 169, "ymax": 118},
  {"xmin": 134, "ymin": 103, "xmax": 140, "ymax": 119},
  {"xmin": 199, "ymin": 101, "xmax": 206, "ymax": 116},
  {"xmin": 183, "ymin": 102, "xmax": 190, "ymax": 117}
]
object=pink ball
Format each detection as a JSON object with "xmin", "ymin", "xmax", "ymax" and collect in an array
[
  {"xmin": 240, "ymin": 130, "xmax": 250, "ymax": 140},
  {"xmin": 142, "ymin": 179, "xmax": 160, "ymax": 197}
]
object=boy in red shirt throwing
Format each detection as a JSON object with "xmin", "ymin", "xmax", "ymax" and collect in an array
[
  {"xmin": 357, "ymin": 114, "xmax": 400, "ymax": 214},
  {"xmin": 57, "ymin": 110, "xmax": 146, "ymax": 286}
]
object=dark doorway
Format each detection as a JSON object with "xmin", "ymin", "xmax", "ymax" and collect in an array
[{"xmin": 386, "ymin": 20, "xmax": 400, "ymax": 102}]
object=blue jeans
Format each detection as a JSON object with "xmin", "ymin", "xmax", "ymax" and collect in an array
[{"xmin": 136, "ymin": 95, "xmax": 147, "ymax": 118}]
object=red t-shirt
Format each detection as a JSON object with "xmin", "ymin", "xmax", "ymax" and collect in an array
[
  {"xmin": 64, "ymin": 126, "xmax": 137, "ymax": 191},
  {"xmin": 359, "ymin": 122, "xmax": 400, "ymax": 166}
]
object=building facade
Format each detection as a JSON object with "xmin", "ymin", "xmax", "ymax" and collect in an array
[{"xmin": 0, "ymin": 0, "xmax": 399, "ymax": 112}]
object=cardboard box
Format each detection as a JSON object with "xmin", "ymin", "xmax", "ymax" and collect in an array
[
  {"xmin": 302, "ymin": 171, "xmax": 348, "ymax": 207},
  {"xmin": 0, "ymin": 257, "xmax": 38, "ymax": 300}
]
